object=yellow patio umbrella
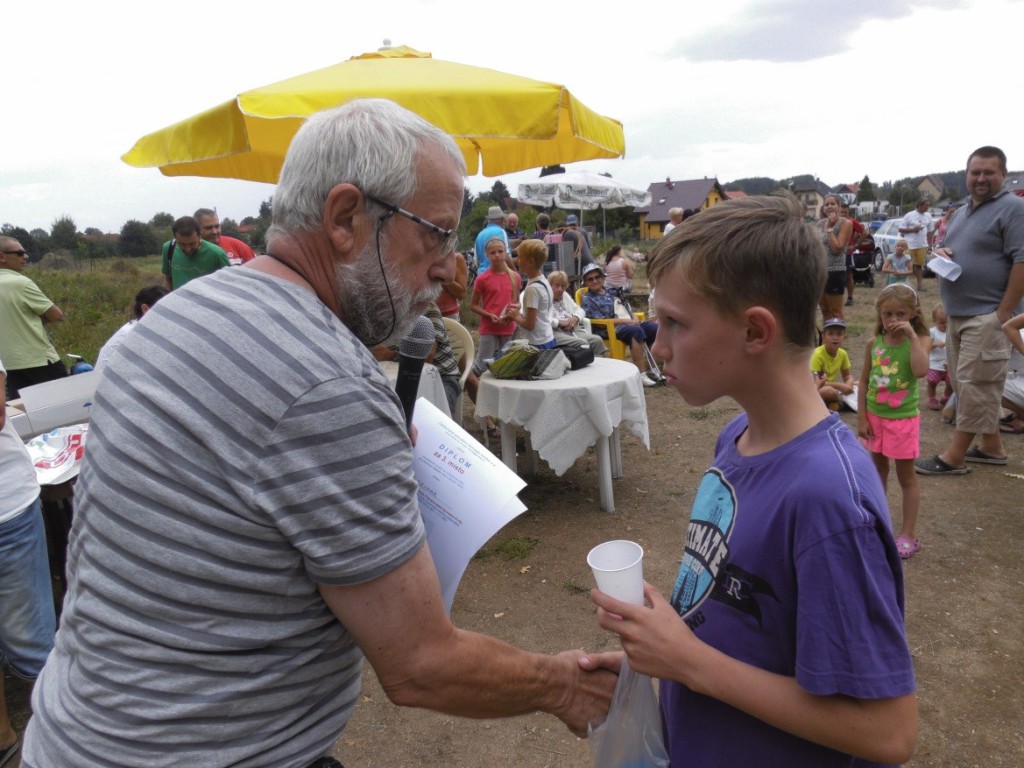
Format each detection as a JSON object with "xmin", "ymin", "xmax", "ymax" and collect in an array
[{"xmin": 122, "ymin": 46, "xmax": 626, "ymax": 182}]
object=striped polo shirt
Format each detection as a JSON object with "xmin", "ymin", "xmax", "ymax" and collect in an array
[{"xmin": 24, "ymin": 268, "xmax": 425, "ymax": 767}]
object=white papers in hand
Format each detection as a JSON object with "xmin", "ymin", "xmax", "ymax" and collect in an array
[{"xmin": 411, "ymin": 398, "xmax": 527, "ymax": 613}]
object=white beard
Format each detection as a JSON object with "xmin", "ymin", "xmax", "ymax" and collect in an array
[{"xmin": 336, "ymin": 232, "xmax": 441, "ymax": 346}]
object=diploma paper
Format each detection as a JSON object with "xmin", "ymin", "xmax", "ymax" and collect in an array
[{"xmin": 412, "ymin": 398, "xmax": 527, "ymax": 613}]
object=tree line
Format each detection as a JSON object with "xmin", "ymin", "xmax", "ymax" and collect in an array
[{"xmin": 2, "ymin": 172, "xmax": 650, "ymax": 265}]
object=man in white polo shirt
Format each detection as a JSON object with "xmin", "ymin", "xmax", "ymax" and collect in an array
[{"xmin": 899, "ymin": 197, "xmax": 934, "ymax": 290}]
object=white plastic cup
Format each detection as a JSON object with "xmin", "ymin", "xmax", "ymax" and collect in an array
[
  {"xmin": 928, "ymin": 254, "xmax": 962, "ymax": 281},
  {"xmin": 587, "ymin": 540, "xmax": 645, "ymax": 605}
]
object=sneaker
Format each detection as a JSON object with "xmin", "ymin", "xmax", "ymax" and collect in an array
[
  {"xmin": 845, "ymin": 298, "xmax": 854, "ymax": 306},
  {"xmin": 927, "ymin": 397, "xmax": 941, "ymax": 410},
  {"xmin": 641, "ymin": 373, "xmax": 657, "ymax": 387}
]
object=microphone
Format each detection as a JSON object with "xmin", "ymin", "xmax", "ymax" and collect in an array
[{"xmin": 395, "ymin": 316, "xmax": 436, "ymax": 430}]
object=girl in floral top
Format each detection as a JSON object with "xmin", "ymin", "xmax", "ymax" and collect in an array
[{"xmin": 856, "ymin": 284, "xmax": 930, "ymax": 559}]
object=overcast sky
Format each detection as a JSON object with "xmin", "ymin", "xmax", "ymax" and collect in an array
[{"xmin": 3, "ymin": 0, "xmax": 1021, "ymax": 234}]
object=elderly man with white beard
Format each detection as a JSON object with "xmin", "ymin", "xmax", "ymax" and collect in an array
[{"xmin": 23, "ymin": 99, "xmax": 614, "ymax": 768}]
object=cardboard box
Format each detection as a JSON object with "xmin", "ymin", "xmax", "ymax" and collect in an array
[{"xmin": 13, "ymin": 372, "xmax": 99, "ymax": 439}]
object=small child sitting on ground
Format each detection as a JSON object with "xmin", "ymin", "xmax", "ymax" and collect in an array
[
  {"xmin": 926, "ymin": 303, "xmax": 951, "ymax": 411},
  {"xmin": 810, "ymin": 317, "xmax": 856, "ymax": 411}
]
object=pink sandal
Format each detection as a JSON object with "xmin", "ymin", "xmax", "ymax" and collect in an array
[{"xmin": 895, "ymin": 535, "xmax": 921, "ymax": 560}]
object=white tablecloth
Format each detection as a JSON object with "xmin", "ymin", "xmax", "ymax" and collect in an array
[
  {"xmin": 379, "ymin": 361, "xmax": 451, "ymax": 419},
  {"xmin": 475, "ymin": 358, "xmax": 650, "ymax": 476}
]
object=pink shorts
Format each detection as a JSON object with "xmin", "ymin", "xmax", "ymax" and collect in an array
[
  {"xmin": 926, "ymin": 367, "xmax": 948, "ymax": 385},
  {"xmin": 863, "ymin": 412, "xmax": 920, "ymax": 460}
]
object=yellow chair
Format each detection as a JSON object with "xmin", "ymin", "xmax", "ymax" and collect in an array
[
  {"xmin": 442, "ymin": 317, "xmax": 474, "ymax": 426},
  {"xmin": 575, "ymin": 287, "xmax": 646, "ymax": 362}
]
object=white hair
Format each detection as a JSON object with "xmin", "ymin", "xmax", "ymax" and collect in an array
[{"xmin": 271, "ymin": 98, "xmax": 466, "ymax": 235}]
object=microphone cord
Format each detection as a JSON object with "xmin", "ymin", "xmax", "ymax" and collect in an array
[
  {"xmin": 263, "ymin": 215, "xmax": 399, "ymax": 349},
  {"xmin": 362, "ymin": 217, "xmax": 398, "ymax": 349}
]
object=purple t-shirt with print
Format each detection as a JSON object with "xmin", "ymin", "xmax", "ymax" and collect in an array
[{"xmin": 660, "ymin": 414, "xmax": 915, "ymax": 767}]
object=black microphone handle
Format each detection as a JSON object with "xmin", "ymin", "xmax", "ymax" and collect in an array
[{"xmin": 395, "ymin": 354, "xmax": 427, "ymax": 430}]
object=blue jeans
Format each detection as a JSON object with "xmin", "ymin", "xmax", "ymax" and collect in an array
[
  {"xmin": 0, "ymin": 498, "xmax": 56, "ymax": 679},
  {"xmin": 613, "ymin": 321, "xmax": 658, "ymax": 346}
]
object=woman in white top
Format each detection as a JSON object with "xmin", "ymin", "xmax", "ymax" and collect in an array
[
  {"xmin": 547, "ymin": 270, "xmax": 607, "ymax": 357},
  {"xmin": 95, "ymin": 286, "xmax": 168, "ymax": 370}
]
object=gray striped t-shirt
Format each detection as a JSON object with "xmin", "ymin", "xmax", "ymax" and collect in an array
[{"xmin": 23, "ymin": 268, "xmax": 425, "ymax": 767}]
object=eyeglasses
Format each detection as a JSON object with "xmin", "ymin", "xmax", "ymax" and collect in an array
[
  {"xmin": 1, "ymin": 249, "xmax": 28, "ymax": 257},
  {"xmin": 365, "ymin": 195, "xmax": 459, "ymax": 255}
]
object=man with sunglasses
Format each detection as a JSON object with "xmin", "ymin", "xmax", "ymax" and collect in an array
[
  {"xmin": 0, "ymin": 237, "xmax": 66, "ymax": 399},
  {"xmin": 23, "ymin": 99, "xmax": 614, "ymax": 768}
]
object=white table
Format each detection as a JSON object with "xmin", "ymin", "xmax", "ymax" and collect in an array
[
  {"xmin": 378, "ymin": 361, "xmax": 451, "ymax": 419},
  {"xmin": 475, "ymin": 358, "xmax": 650, "ymax": 512}
]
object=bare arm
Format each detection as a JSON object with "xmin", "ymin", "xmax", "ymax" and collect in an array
[
  {"xmin": 1002, "ymin": 313, "xmax": 1024, "ymax": 357},
  {"xmin": 857, "ymin": 339, "xmax": 873, "ymax": 440},
  {"xmin": 825, "ymin": 219, "xmax": 853, "ymax": 254},
  {"xmin": 909, "ymin": 331, "xmax": 929, "ymax": 378},
  {"xmin": 838, "ymin": 366, "xmax": 855, "ymax": 393},
  {"xmin": 41, "ymin": 304, "xmax": 64, "ymax": 324},
  {"xmin": 469, "ymin": 287, "xmax": 495, "ymax": 323},
  {"xmin": 443, "ymin": 254, "xmax": 468, "ymax": 302},
  {"xmin": 317, "ymin": 546, "xmax": 615, "ymax": 735},
  {"xmin": 585, "ymin": 584, "xmax": 917, "ymax": 764},
  {"xmin": 511, "ymin": 305, "xmax": 538, "ymax": 331}
]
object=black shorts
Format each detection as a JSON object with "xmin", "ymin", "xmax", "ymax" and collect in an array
[{"xmin": 824, "ymin": 271, "xmax": 847, "ymax": 295}]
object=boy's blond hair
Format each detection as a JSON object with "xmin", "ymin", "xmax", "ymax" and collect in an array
[
  {"xmin": 516, "ymin": 239, "xmax": 547, "ymax": 269},
  {"xmin": 895, "ymin": 238, "xmax": 909, "ymax": 248},
  {"xmin": 647, "ymin": 193, "xmax": 825, "ymax": 349}
]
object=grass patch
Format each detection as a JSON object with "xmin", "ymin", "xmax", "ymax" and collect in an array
[
  {"xmin": 687, "ymin": 408, "xmax": 714, "ymax": 421},
  {"xmin": 474, "ymin": 536, "xmax": 539, "ymax": 561},
  {"xmin": 25, "ymin": 256, "xmax": 164, "ymax": 364}
]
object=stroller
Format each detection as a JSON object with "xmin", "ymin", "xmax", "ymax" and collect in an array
[{"xmin": 850, "ymin": 234, "xmax": 876, "ymax": 287}]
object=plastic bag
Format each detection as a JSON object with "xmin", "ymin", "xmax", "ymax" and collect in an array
[
  {"xmin": 530, "ymin": 349, "xmax": 570, "ymax": 380},
  {"xmin": 589, "ymin": 657, "xmax": 669, "ymax": 768},
  {"xmin": 25, "ymin": 424, "xmax": 89, "ymax": 486}
]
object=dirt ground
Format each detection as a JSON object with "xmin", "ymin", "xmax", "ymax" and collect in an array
[{"xmin": 4, "ymin": 279, "xmax": 1022, "ymax": 767}]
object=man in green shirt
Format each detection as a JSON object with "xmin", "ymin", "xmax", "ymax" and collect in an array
[
  {"xmin": 0, "ymin": 236, "xmax": 66, "ymax": 398},
  {"xmin": 162, "ymin": 216, "xmax": 229, "ymax": 290}
]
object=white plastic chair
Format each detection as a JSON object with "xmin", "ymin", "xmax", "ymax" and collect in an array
[{"xmin": 442, "ymin": 317, "xmax": 474, "ymax": 426}]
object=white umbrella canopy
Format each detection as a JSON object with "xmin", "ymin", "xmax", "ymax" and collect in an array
[{"xmin": 517, "ymin": 171, "xmax": 651, "ymax": 211}]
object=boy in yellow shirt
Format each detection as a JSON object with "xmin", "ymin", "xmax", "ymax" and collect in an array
[{"xmin": 811, "ymin": 317, "xmax": 856, "ymax": 410}]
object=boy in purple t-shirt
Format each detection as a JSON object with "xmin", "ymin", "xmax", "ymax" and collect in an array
[{"xmin": 580, "ymin": 195, "xmax": 917, "ymax": 767}]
